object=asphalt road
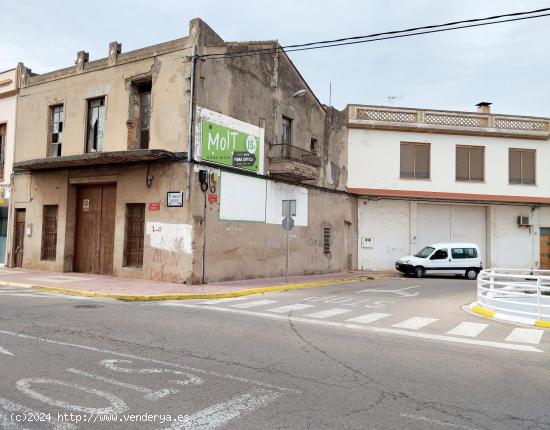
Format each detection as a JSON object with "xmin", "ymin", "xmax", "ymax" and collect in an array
[{"xmin": 1, "ymin": 276, "xmax": 549, "ymax": 429}]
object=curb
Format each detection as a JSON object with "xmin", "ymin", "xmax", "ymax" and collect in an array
[
  {"xmin": 0, "ymin": 275, "xmax": 383, "ymax": 302},
  {"xmin": 470, "ymin": 302, "xmax": 550, "ymax": 329}
]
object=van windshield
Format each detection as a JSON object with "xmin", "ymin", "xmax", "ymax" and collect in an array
[{"xmin": 414, "ymin": 246, "xmax": 435, "ymax": 258}]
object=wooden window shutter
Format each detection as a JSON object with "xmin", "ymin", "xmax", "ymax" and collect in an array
[
  {"xmin": 400, "ymin": 143, "xmax": 415, "ymax": 178},
  {"xmin": 469, "ymin": 146, "xmax": 484, "ymax": 181},
  {"xmin": 456, "ymin": 146, "xmax": 469, "ymax": 181},
  {"xmin": 41, "ymin": 205, "xmax": 58, "ymax": 261},
  {"xmin": 123, "ymin": 203, "xmax": 145, "ymax": 267},
  {"xmin": 522, "ymin": 150, "xmax": 535, "ymax": 184},
  {"xmin": 415, "ymin": 143, "xmax": 430, "ymax": 179},
  {"xmin": 509, "ymin": 149, "xmax": 522, "ymax": 184}
]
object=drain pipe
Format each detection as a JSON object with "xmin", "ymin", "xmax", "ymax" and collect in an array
[{"xmin": 185, "ymin": 45, "xmax": 197, "ymax": 201}]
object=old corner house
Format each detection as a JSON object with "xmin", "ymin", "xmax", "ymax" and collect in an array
[{"xmin": 9, "ymin": 18, "xmax": 356, "ymax": 283}]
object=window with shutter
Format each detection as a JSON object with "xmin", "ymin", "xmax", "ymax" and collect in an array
[
  {"xmin": 456, "ymin": 145, "xmax": 484, "ymax": 182},
  {"xmin": 123, "ymin": 203, "xmax": 145, "ymax": 267},
  {"xmin": 509, "ymin": 149, "xmax": 535, "ymax": 185},
  {"xmin": 41, "ymin": 205, "xmax": 58, "ymax": 261},
  {"xmin": 400, "ymin": 142, "xmax": 430, "ymax": 179}
]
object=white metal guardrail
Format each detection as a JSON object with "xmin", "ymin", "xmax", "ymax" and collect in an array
[{"xmin": 477, "ymin": 269, "xmax": 550, "ymax": 321}]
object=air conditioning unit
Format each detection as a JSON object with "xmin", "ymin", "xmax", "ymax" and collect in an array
[{"xmin": 517, "ymin": 216, "xmax": 531, "ymax": 227}]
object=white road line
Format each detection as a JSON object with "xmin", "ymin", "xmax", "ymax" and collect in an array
[
  {"xmin": 230, "ymin": 299, "xmax": 278, "ymax": 309},
  {"xmin": 346, "ymin": 313, "xmax": 391, "ymax": 324},
  {"xmin": 0, "ymin": 345, "xmax": 14, "ymax": 356},
  {"xmin": 506, "ymin": 328, "xmax": 544, "ymax": 344},
  {"xmin": 0, "ymin": 329, "xmax": 300, "ymax": 393},
  {"xmin": 164, "ymin": 388, "xmax": 283, "ymax": 430},
  {"xmin": 392, "ymin": 317, "xmax": 438, "ymax": 330},
  {"xmin": 197, "ymin": 297, "xmax": 248, "ymax": 305},
  {"xmin": 66, "ymin": 368, "xmax": 179, "ymax": 401},
  {"xmin": 160, "ymin": 304, "xmax": 543, "ymax": 353},
  {"xmin": 447, "ymin": 322, "xmax": 488, "ymax": 338},
  {"xmin": 267, "ymin": 304, "xmax": 314, "ymax": 314},
  {"xmin": 303, "ymin": 308, "xmax": 352, "ymax": 319}
]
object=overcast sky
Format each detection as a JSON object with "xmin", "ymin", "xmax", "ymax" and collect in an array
[{"xmin": 2, "ymin": 0, "xmax": 549, "ymax": 116}]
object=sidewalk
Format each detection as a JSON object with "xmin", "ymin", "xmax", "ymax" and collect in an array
[{"xmin": 0, "ymin": 268, "xmax": 396, "ymax": 301}]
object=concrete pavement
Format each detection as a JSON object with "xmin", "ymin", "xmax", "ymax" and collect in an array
[{"xmin": 0, "ymin": 268, "xmax": 390, "ymax": 301}]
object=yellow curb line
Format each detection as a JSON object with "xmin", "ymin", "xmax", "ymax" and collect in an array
[
  {"xmin": 470, "ymin": 304, "xmax": 495, "ymax": 318},
  {"xmin": 0, "ymin": 275, "xmax": 385, "ymax": 302},
  {"xmin": 535, "ymin": 320, "xmax": 550, "ymax": 329}
]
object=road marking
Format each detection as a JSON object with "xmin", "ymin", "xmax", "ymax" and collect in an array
[
  {"xmin": 163, "ymin": 388, "xmax": 283, "ymax": 430},
  {"xmin": 198, "ymin": 297, "xmax": 248, "ymax": 305},
  {"xmin": 230, "ymin": 299, "xmax": 278, "ymax": 309},
  {"xmin": 160, "ymin": 304, "xmax": 543, "ymax": 353},
  {"xmin": 506, "ymin": 328, "xmax": 544, "ymax": 344},
  {"xmin": 16, "ymin": 378, "xmax": 128, "ymax": 414},
  {"xmin": 0, "ymin": 345, "xmax": 14, "ymax": 356},
  {"xmin": 447, "ymin": 322, "xmax": 488, "ymax": 338},
  {"xmin": 303, "ymin": 308, "xmax": 352, "ymax": 319},
  {"xmin": 66, "ymin": 368, "xmax": 179, "ymax": 401},
  {"xmin": 267, "ymin": 304, "xmax": 314, "ymax": 314},
  {"xmin": 346, "ymin": 313, "xmax": 391, "ymax": 324},
  {"xmin": 400, "ymin": 413, "xmax": 480, "ymax": 430},
  {"xmin": 0, "ymin": 329, "xmax": 300, "ymax": 394},
  {"xmin": 392, "ymin": 317, "xmax": 438, "ymax": 330},
  {"xmin": 357, "ymin": 286, "xmax": 420, "ymax": 297}
]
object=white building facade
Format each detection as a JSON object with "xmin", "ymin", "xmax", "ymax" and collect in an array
[
  {"xmin": 0, "ymin": 66, "xmax": 21, "ymax": 265},
  {"xmin": 347, "ymin": 104, "xmax": 550, "ymax": 271}
]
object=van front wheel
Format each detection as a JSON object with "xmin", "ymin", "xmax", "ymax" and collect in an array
[
  {"xmin": 414, "ymin": 267, "xmax": 425, "ymax": 278},
  {"xmin": 465, "ymin": 268, "xmax": 478, "ymax": 280}
]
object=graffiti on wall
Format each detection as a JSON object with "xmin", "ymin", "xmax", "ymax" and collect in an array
[{"xmin": 147, "ymin": 222, "xmax": 192, "ymax": 283}]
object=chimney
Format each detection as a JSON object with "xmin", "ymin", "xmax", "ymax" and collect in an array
[{"xmin": 475, "ymin": 102, "xmax": 492, "ymax": 114}]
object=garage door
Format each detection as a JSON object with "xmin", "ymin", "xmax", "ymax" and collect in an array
[{"xmin": 417, "ymin": 204, "xmax": 486, "ymax": 263}]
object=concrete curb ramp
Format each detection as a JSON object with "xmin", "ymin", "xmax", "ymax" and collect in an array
[
  {"xmin": 0, "ymin": 275, "xmax": 382, "ymax": 302},
  {"xmin": 470, "ymin": 302, "xmax": 550, "ymax": 329}
]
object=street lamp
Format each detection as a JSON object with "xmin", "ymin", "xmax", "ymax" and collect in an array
[{"xmin": 291, "ymin": 89, "xmax": 307, "ymax": 99}]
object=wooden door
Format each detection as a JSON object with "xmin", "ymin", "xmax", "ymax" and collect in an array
[
  {"xmin": 74, "ymin": 184, "xmax": 116, "ymax": 275},
  {"xmin": 13, "ymin": 209, "xmax": 25, "ymax": 268},
  {"xmin": 540, "ymin": 228, "xmax": 550, "ymax": 270}
]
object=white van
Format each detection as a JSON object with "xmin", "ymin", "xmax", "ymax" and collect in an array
[{"xmin": 395, "ymin": 243, "xmax": 482, "ymax": 280}]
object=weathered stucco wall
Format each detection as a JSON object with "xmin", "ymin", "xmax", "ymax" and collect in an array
[{"xmin": 10, "ymin": 162, "xmax": 194, "ymax": 281}]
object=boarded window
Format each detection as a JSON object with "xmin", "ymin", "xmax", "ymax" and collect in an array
[
  {"xmin": 456, "ymin": 146, "xmax": 484, "ymax": 181},
  {"xmin": 41, "ymin": 205, "xmax": 58, "ymax": 261},
  {"xmin": 323, "ymin": 227, "xmax": 331, "ymax": 254},
  {"xmin": 310, "ymin": 137, "xmax": 317, "ymax": 152},
  {"xmin": 123, "ymin": 203, "xmax": 145, "ymax": 268},
  {"xmin": 0, "ymin": 124, "xmax": 5, "ymax": 181},
  {"xmin": 49, "ymin": 105, "xmax": 64, "ymax": 157},
  {"xmin": 86, "ymin": 97, "xmax": 105, "ymax": 152},
  {"xmin": 509, "ymin": 149, "xmax": 535, "ymax": 184},
  {"xmin": 400, "ymin": 142, "xmax": 430, "ymax": 179}
]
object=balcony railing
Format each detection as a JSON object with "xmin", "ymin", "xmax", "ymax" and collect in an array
[
  {"xmin": 268, "ymin": 144, "xmax": 321, "ymax": 167},
  {"xmin": 348, "ymin": 105, "xmax": 550, "ymax": 139}
]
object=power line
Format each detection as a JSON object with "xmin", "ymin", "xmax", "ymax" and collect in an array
[{"xmin": 198, "ymin": 8, "xmax": 550, "ymax": 61}]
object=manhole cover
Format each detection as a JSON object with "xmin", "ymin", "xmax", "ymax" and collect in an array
[{"xmin": 73, "ymin": 304, "xmax": 104, "ymax": 309}]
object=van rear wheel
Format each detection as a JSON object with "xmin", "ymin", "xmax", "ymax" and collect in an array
[
  {"xmin": 465, "ymin": 268, "xmax": 478, "ymax": 280},
  {"xmin": 414, "ymin": 267, "xmax": 425, "ymax": 278}
]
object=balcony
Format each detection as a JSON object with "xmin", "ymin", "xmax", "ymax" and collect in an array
[
  {"xmin": 267, "ymin": 144, "xmax": 321, "ymax": 182},
  {"xmin": 348, "ymin": 105, "xmax": 550, "ymax": 140}
]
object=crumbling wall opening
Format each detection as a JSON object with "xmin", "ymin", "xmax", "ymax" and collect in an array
[{"xmin": 126, "ymin": 77, "xmax": 152, "ymax": 150}]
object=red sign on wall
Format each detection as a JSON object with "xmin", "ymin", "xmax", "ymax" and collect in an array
[
  {"xmin": 208, "ymin": 194, "xmax": 218, "ymax": 203},
  {"xmin": 148, "ymin": 202, "xmax": 161, "ymax": 211}
]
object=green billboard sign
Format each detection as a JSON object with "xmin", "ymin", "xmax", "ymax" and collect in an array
[{"xmin": 200, "ymin": 120, "xmax": 261, "ymax": 172}]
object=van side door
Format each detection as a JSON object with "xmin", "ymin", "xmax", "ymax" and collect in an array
[
  {"xmin": 426, "ymin": 247, "xmax": 451, "ymax": 275},
  {"xmin": 451, "ymin": 247, "xmax": 479, "ymax": 274}
]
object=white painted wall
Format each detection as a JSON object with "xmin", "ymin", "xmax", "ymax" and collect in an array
[
  {"xmin": 265, "ymin": 181, "xmax": 308, "ymax": 226},
  {"xmin": 348, "ymin": 129, "xmax": 550, "ymax": 198},
  {"xmin": 490, "ymin": 205, "xmax": 533, "ymax": 269},
  {"xmin": 358, "ymin": 199, "xmax": 410, "ymax": 270},
  {"xmin": 219, "ymin": 171, "xmax": 266, "ymax": 222},
  {"xmin": 0, "ymin": 68, "xmax": 17, "ymax": 186}
]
